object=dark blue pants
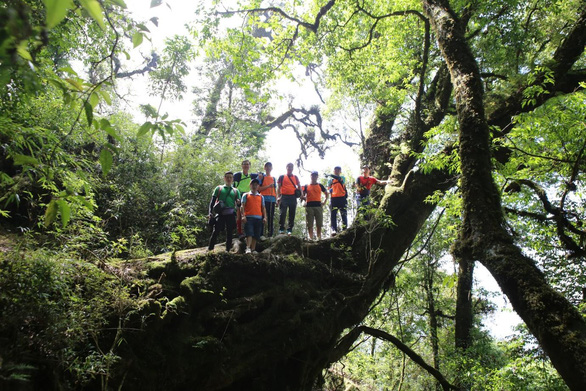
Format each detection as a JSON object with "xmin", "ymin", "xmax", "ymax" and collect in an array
[
  {"xmin": 279, "ymin": 195, "xmax": 297, "ymax": 231},
  {"xmin": 330, "ymin": 197, "xmax": 347, "ymax": 232},
  {"xmin": 208, "ymin": 213, "xmax": 236, "ymax": 250}
]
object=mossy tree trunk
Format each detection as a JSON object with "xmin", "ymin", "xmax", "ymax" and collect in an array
[{"xmin": 423, "ymin": 0, "xmax": 586, "ymax": 389}]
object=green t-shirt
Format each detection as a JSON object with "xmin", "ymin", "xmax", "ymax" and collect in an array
[{"xmin": 213, "ymin": 186, "xmax": 241, "ymax": 208}]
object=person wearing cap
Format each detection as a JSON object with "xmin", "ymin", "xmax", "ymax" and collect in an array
[
  {"xmin": 259, "ymin": 162, "xmax": 277, "ymax": 239},
  {"xmin": 327, "ymin": 166, "xmax": 348, "ymax": 235},
  {"xmin": 277, "ymin": 162, "xmax": 301, "ymax": 235},
  {"xmin": 355, "ymin": 165, "xmax": 390, "ymax": 211},
  {"xmin": 302, "ymin": 171, "xmax": 329, "ymax": 240},
  {"xmin": 241, "ymin": 178, "xmax": 267, "ymax": 254}
]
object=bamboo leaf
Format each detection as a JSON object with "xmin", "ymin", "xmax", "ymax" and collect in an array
[
  {"xmin": 44, "ymin": 199, "xmax": 58, "ymax": 227},
  {"xmin": 12, "ymin": 154, "xmax": 39, "ymax": 166},
  {"xmin": 57, "ymin": 199, "xmax": 71, "ymax": 228}
]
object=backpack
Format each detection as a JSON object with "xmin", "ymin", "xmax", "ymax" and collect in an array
[{"xmin": 213, "ymin": 186, "xmax": 237, "ymax": 215}]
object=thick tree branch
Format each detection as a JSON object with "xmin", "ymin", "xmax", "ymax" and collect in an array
[
  {"xmin": 488, "ymin": 6, "xmax": 586, "ymax": 133},
  {"xmin": 356, "ymin": 326, "xmax": 458, "ymax": 391},
  {"xmin": 217, "ymin": 0, "xmax": 336, "ymax": 34},
  {"xmin": 511, "ymin": 179, "xmax": 586, "ymax": 257},
  {"xmin": 341, "ymin": 9, "xmax": 428, "ymax": 53}
]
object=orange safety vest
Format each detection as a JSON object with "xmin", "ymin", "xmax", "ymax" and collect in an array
[
  {"xmin": 329, "ymin": 178, "xmax": 346, "ymax": 198},
  {"xmin": 260, "ymin": 175, "xmax": 276, "ymax": 197},
  {"xmin": 304, "ymin": 183, "xmax": 324, "ymax": 203},
  {"xmin": 243, "ymin": 192, "xmax": 263, "ymax": 217},
  {"xmin": 279, "ymin": 174, "xmax": 299, "ymax": 196}
]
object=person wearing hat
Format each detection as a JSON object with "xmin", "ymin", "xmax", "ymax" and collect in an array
[
  {"xmin": 241, "ymin": 178, "xmax": 267, "ymax": 254},
  {"xmin": 301, "ymin": 171, "xmax": 329, "ymax": 240},
  {"xmin": 355, "ymin": 165, "xmax": 390, "ymax": 211},
  {"xmin": 327, "ymin": 166, "xmax": 348, "ymax": 235}
]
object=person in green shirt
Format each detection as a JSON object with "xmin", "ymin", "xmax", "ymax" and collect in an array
[{"xmin": 208, "ymin": 171, "xmax": 241, "ymax": 252}]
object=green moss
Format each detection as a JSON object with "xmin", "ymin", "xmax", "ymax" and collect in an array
[{"xmin": 163, "ymin": 295, "xmax": 188, "ymax": 319}]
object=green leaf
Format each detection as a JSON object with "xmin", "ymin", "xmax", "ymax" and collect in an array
[
  {"xmin": 57, "ymin": 199, "xmax": 71, "ymax": 228},
  {"xmin": 108, "ymin": 0, "xmax": 127, "ymax": 8},
  {"xmin": 150, "ymin": 17, "xmax": 159, "ymax": 27},
  {"xmin": 137, "ymin": 122, "xmax": 152, "ymax": 137},
  {"xmin": 99, "ymin": 118, "xmax": 111, "ymax": 129},
  {"xmin": 89, "ymin": 92, "xmax": 100, "ymax": 107},
  {"xmin": 58, "ymin": 66, "xmax": 78, "ymax": 76},
  {"xmin": 16, "ymin": 41, "xmax": 32, "ymax": 61},
  {"xmin": 44, "ymin": 199, "xmax": 58, "ymax": 227},
  {"xmin": 104, "ymin": 126, "xmax": 123, "ymax": 143},
  {"xmin": 84, "ymin": 101, "xmax": 93, "ymax": 125},
  {"xmin": 44, "ymin": 0, "xmax": 74, "ymax": 29},
  {"xmin": 151, "ymin": 0, "xmax": 163, "ymax": 8},
  {"xmin": 79, "ymin": 0, "xmax": 105, "ymax": 29},
  {"xmin": 98, "ymin": 90, "xmax": 112, "ymax": 105},
  {"xmin": 64, "ymin": 78, "xmax": 83, "ymax": 91},
  {"xmin": 132, "ymin": 32, "xmax": 144, "ymax": 48},
  {"xmin": 100, "ymin": 148, "xmax": 113, "ymax": 176},
  {"xmin": 12, "ymin": 154, "xmax": 39, "ymax": 166},
  {"xmin": 137, "ymin": 23, "xmax": 150, "ymax": 33}
]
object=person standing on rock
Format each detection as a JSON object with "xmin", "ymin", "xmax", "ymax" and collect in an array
[
  {"xmin": 277, "ymin": 162, "xmax": 301, "ymax": 235},
  {"xmin": 301, "ymin": 171, "xmax": 329, "ymax": 241},
  {"xmin": 241, "ymin": 178, "xmax": 267, "ymax": 254},
  {"xmin": 328, "ymin": 166, "xmax": 348, "ymax": 235},
  {"xmin": 208, "ymin": 171, "xmax": 241, "ymax": 252},
  {"xmin": 233, "ymin": 159, "xmax": 262, "ymax": 238},
  {"xmin": 259, "ymin": 162, "xmax": 277, "ymax": 239}
]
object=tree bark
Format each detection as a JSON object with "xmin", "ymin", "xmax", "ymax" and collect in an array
[
  {"xmin": 454, "ymin": 254, "xmax": 474, "ymax": 350},
  {"xmin": 423, "ymin": 0, "xmax": 586, "ymax": 389}
]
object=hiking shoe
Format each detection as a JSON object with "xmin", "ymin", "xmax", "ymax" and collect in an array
[
  {"xmin": 245, "ymin": 248, "xmax": 252, "ymax": 254},
  {"xmin": 260, "ymin": 235, "xmax": 267, "ymax": 241},
  {"xmin": 279, "ymin": 230, "xmax": 285, "ymax": 234},
  {"xmin": 252, "ymin": 250, "xmax": 258, "ymax": 254},
  {"xmin": 287, "ymin": 230, "xmax": 292, "ymax": 236}
]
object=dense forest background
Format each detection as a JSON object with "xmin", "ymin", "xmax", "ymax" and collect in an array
[{"xmin": 1, "ymin": 0, "xmax": 585, "ymax": 390}]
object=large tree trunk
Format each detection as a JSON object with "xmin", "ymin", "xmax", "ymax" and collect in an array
[
  {"xmin": 422, "ymin": 0, "xmax": 586, "ymax": 389},
  {"xmin": 110, "ymin": 168, "xmax": 455, "ymax": 391}
]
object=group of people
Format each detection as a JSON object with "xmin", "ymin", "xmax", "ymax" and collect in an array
[{"xmin": 208, "ymin": 160, "xmax": 389, "ymax": 254}]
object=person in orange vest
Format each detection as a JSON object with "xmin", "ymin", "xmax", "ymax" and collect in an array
[
  {"xmin": 277, "ymin": 162, "xmax": 301, "ymax": 235},
  {"xmin": 355, "ymin": 165, "xmax": 390, "ymax": 211},
  {"xmin": 327, "ymin": 166, "xmax": 348, "ymax": 235},
  {"xmin": 233, "ymin": 159, "xmax": 262, "ymax": 239},
  {"xmin": 259, "ymin": 162, "xmax": 277, "ymax": 239},
  {"xmin": 241, "ymin": 178, "xmax": 267, "ymax": 254},
  {"xmin": 301, "ymin": 171, "xmax": 329, "ymax": 240}
]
